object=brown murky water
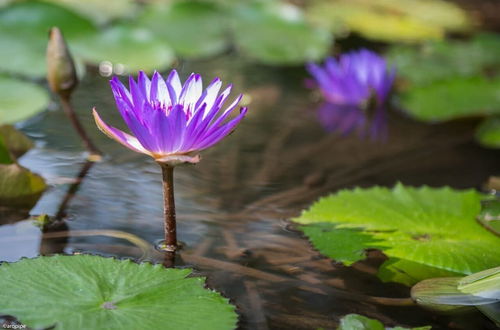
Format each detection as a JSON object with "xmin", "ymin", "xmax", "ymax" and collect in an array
[{"xmin": 2, "ymin": 56, "xmax": 499, "ymax": 329}]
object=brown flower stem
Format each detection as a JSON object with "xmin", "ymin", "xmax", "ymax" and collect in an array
[
  {"xmin": 162, "ymin": 251, "xmax": 176, "ymax": 268},
  {"xmin": 159, "ymin": 163, "xmax": 177, "ymax": 252},
  {"xmin": 60, "ymin": 95, "xmax": 101, "ymax": 157}
]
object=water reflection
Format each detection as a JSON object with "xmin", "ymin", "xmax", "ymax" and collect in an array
[{"xmin": 2, "ymin": 57, "xmax": 499, "ymax": 329}]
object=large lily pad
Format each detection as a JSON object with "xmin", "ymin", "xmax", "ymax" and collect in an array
[
  {"xmin": 411, "ymin": 267, "xmax": 500, "ymax": 325},
  {"xmin": 0, "ymin": 76, "xmax": 49, "ymax": 124},
  {"xmin": 388, "ymin": 34, "xmax": 500, "ymax": 86},
  {"xmin": 0, "ymin": 125, "xmax": 34, "ymax": 158},
  {"xmin": 0, "ymin": 162, "xmax": 46, "ymax": 208},
  {"xmin": 43, "ymin": 0, "xmax": 138, "ymax": 24},
  {"xmin": 0, "ymin": 1, "xmax": 94, "ymax": 77},
  {"xmin": 232, "ymin": 2, "xmax": 332, "ymax": 65},
  {"xmin": 0, "ymin": 255, "xmax": 238, "ymax": 330},
  {"xmin": 400, "ymin": 77, "xmax": 500, "ymax": 122},
  {"xmin": 293, "ymin": 184, "xmax": 500, "ymax": 285},
  {"xmin": 306, "ymin": 0, "xmax": 470, "ymax": 43},
  {"xmin": 475, "ymin": 117, "xmax": 500, "ymax": 149},
  {"xmin": 138, "ymin": 1, "xmax": 229, "ymax": 58},
  {"xmin": 74, "ymin": 24, "xmax": 175, "ymax": 74}
]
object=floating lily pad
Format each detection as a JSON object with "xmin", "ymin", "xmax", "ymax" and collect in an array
[
  {"xmin": 0, "ymin": 162, "xmax": 46, "ymax": 208},
  {"xmin": 232, "ymin": 3, "xmax": 332, "ymax": 65},
  {"xmin": 43, "ymin": 0, "xmax": 138, "ymax": 24},
  {"xmin": 0, "ymin": 1, "xmax": 94, "ymax": 77},
  {"xmin": 0, "ymin": 76, "xmax": 49, "ymax": 124},
  {"xmin": 400, "ymin": 77, "xmax": 500, "ymax": 122},
  {"xmin": 0, "ymin": 136, "xmax": 13, "ymax": 164},
  {"xmin": 378, "ymin": 258, "xmax": 461, "ymax": 287},
  {"xmin": 293, "ymin": 184, "xmax": 500, "ymax": 285},
  {"xmin": 475, "ymin": 117, "xmax": 500, "ymax": 149},
  {"xmin": 388, "ymin": 34, "xmax": 500, "ymax": 86},
  {"xmin": 411, "ymin": 267, "xmax": 500, "ymax": 325},
  {"xmin": 0, "ymin": 1, "xmax": 96, "ymax": 39},
  {"xmin": 307, "ymin": 0, "xmax": 470, "ymax": 43},
  {"xmin": 0, "ymin": 125, "xmax": 34, "ymax": 158},
  {"xmin": 74, "ymin": 24, "xmax": 175, "ymax": 74},
  {"xmin": 0, "ymin": 255, "xmax": 238, "ymax": 330},
  {"xmin": 337, "ymin": 313, "xmax": 431, "ymax": 330},
  {"xmin": 139, "ymin": 1, "xmax": 229, "ymax": 58}
]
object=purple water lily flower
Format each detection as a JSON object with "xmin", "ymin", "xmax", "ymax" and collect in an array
[
  {"xmin": 93, "ymin": 70, "xmax": 248, "ymax": 164},
  {"xmin": 307, "ymin": 49, "xmax": 395, "ymax": 139},
  {"xmin": 93, "ymin": 70, "xmax": 248, "ymax": 255}
]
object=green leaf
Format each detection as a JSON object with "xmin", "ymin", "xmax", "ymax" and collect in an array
[
  {"xmin": 0, "ymin": 1, "xmax": 93, "ymax": 77},
  {"xmin": 411, "ymin": 268, "xmax": 500, "ymax": 325},
  {"xmin": 42, "ymin": 0, "xmax": 138, "ymax": 25},
  {"xmin": 0, "ymin": 76, "xmax": 50, "ymax": 124},
  {"xmin": 337, "ymin": 314, "xmax": 431, "ymax": 330},
  {"xmin": 378, "ymin": 258, "xmax": 461, "ymax": 287},
  {"xmin": 338, "ymin": 314, "xmax": 385, "ymax": 330},
  {"xmin": 387, "ymin": 34, "xmax": 500, "ymax": 86},
  {"xmin": 232, "ymin": 2, "xmax": 332, "ymax": 65},
  {"xmin": 0, "ymin": 1, "xmax": 96, "ymax": 39},
  {"xmin": 475, "ymin": 117, "xmax": 500, "ymax": 149},
  {"xmin": 299, "ymin": 223, "xmax": 383, "ymax": 266},
  {"xmin": 458, "ymin": 266, "xmax": 500, "ymax": 299},
  {"xmin": 307, "ymin": 0, "xmax": 470, "ymax": 43},
  {"xmin": 293, "ymin": 184, "xmax": 500, "ymax": 285},
  {"xmin": 400, "ymin": 77, "xmax": 500, "ymax": 122},
  {"xmin": 138, "ymin": 1, "xmax": 229, "ymax": 58},
  {"xmin": 74, "ymin": 24, "xmax": 175, "ymax": 74},
  {"xmin": 0, "ymin": 163, "xmax": 46, "ymax": 208},
  {"xmin": 0, "ymin": 136, "xmax": 13, "ymax": 164},
  {"xmin": 0, "ymin": 125, "xmax": 34, "ymax": 158},
  {"xmin": 0, "ymin": 255, "xmax": 238, "ymax": 330}
]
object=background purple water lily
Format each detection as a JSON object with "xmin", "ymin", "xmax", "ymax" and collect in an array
[
  {"xmin": 307, "ymin": 49, "xmax": 395, "ymax": 139},
  {"xmin": 93, "ymin": 70, "xmax": 248, "ymax": 164}
]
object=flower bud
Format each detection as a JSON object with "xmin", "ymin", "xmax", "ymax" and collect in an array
[{"xmin": 46, "ymin": 27, "xmax": 78, "ymax": 97}]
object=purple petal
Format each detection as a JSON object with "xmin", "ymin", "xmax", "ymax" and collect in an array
[{"xmin": 93, "ymin": 108, "xmax": 152, "ymax": 156}]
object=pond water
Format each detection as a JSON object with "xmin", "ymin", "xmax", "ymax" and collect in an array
[{"xmin": 2, "ymin": 56, "xmax": 500, "ymax": 329}]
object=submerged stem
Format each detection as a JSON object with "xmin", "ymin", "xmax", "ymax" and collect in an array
[
  {"xmin": 160, "ymin": 163, "xmax": 177, "ymax": 252},
  {"xmin": 60, "ymin": 95, "xmax": 101, "ymax": 158}
]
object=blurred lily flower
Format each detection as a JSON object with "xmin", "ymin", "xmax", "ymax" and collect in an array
[
  {"xmin": 93, "ymin": 70, "xmax": 248, "ymax": 165},
  {"xmin": 307, "ymin": 49, "xmax": 395, "ymax": 139}
]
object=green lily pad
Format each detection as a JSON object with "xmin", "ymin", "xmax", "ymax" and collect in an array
[
  {"xmin": 232, "ymin": 2, "xmax": 332, "ymax": 65},
  {"xmin": 0, "ymin": 136, "xmax": 13, "ymax": 164},
  {"xmin": 0, "ymin": 1, "xmax": 94, "ymax": 77},
  {"xmin": 400, "ymin": 77, "xmax": 500, "ymax": 122},
  {"xmin": 0, "ymin": 0, "xmax": 96, "ymax": 39},
  {"xmin": 293, "ymin": 184, "xmax": 500, "ymax": 285},
  {"xmin": 337, "ymin": 313, "xmax": 431, "ymax": 330},
  {"xmin": 0, "ymin": 162, "xmax": 46, "ymax": 208},
  {"xmin": 411, "ymin": 266, "xmax": 500, "ymax": 324},
  {"xmin": 43, "ymin": 0, "xmax": 138, "ymax": 24},
  {"xmin": 74, "ymin": 24, "xmax": 175, "ymax": 74},
  {"xmin": 458, "ymin": 266, "xmax": 500, "ymax": 299},
  {"xmin": 306, "ymin": 0, "xmax": 470, "ymax": 43},
  {"xmin": 0, "ymin": 125, "xmax": 34, "ymax": 158},
  {"xmin": 0, "ymin": 76, "xmax": 49, "ymax": 124},
  {"xmin": 0, "ymin": 255, "xmax": 238, "ymax": 330},
  {"xmin": 138, "ymin": 1, "xmax": 229, "ymax": 58},
  {"xmin": 388, "ymin": 34, "xmax": 500, "ymax": 86},
  {"xmin": 475, "ymin": 117, "xmax": 500, "ymax": 149},
  {"xmin": 378, "ymin": 258, "xmax": 461, "ymax": 287}
]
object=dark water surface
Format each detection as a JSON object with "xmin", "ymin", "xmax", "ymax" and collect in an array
[{"xmin": 2, "ymin": 57, "xmax": 500, "ymax": 329}]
